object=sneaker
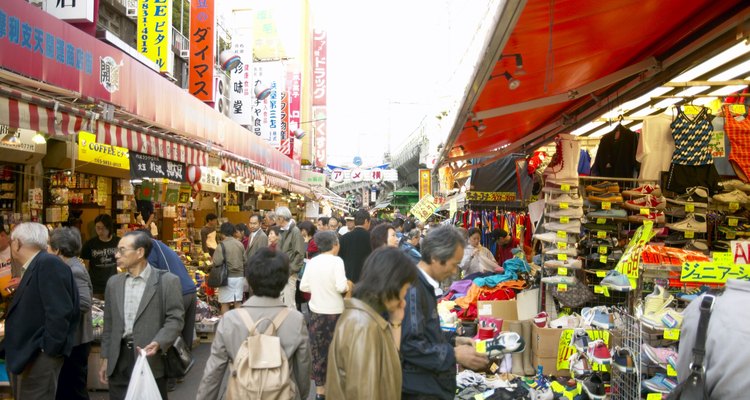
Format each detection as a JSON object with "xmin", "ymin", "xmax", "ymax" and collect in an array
[
  {"xmin": 587, "ymin": 208, "xmax": 628, "ymax": 220},
  {"xmin": 568, "ymin": 352, "xmax": 592, "ymax": 376},
  {"xmin": 642, "ymin": 344, "xmax": 678, "ymax": 367},
  {"xmin": 666, "ymin": 213, "xmax": 707, "ymax": 233},
  {"xmin": 622, "ymin": 194, "xmax": 667, "ymax": 211},
  {"xmin": 549, "ymin": 314, "xmax": 584, "ymax": 329},
  {"xmin": 547, "ymin": 193, "xmax": 584, "ymax": 207},
  {"xmin": 543, "ymin": 259, "xmax": 583, "ymax": 269},
  {"xmin": 550, "ymin": 379, "xmax": 584, "ymax": 399},
  {"xmin": 543, "ymin": 221, "xmax": 582, "ymax": 233},
  {"xmin": 720, "ymin": 179, "xmax": 750, "ymax": 192},
  {"xmin": 668, "ymin": 186, "xmax": 709, "ymax": 208},
  {"xmin": 623, "ymin": 184, "xmax": 663, "ymax": 198},
  {"xmin": 588, "ymin": 192, "xmax": 624, "ymax": 203},
  {"xmin": 585, "ymin": 181, "xmax": 620, "ymax": 193},
  {"xmin": 676, "ymin": 285, "xmax": 709, "ymax": 302},
  {"xmin": 642, "ymin": 373, "xmax": 677, "ymax": 393},
  {"xmin": 543, "ymin": 246, "xmax": 579, "ymax": 256},
  {"xmin": 628, "ymin": 211, "xmax": 666, "ymax": 224},
  {"xmin": 663, "ymin": 205, "xmax": 687, "ymax": 218},
  {"xmin": 664, "ymin": 231, "xmax": 689, "ymax": 247},
  {"xmin": 612, "ymin": 347, "xmax": 638, "ymax": 373},
  {"xmin": 547, "ymin": 207, "xmax": 584, "ymax": 218},
  {"xmin": 713, "ymin": 189, "xmax": 750, "ymax": 204},
  {"xmin": 570, "ymin": 328, "xmax": 591, "ymax": 352},
  {"xmin": 683, "ymin": 239, "xmax": 710, "ymax": 254},
  {"xmin": 529, "ymin": 387, "xmax": 555, "ymax": 400},
  {"xmin": 582, "ymin": 222, "xmax": 618, "ymax": 232},
  {"xmin": 643, "ymin": 285, "xmax": 673, "ymax": 315},
  {"xmin": 534, "ymin": 232, "xmax": 578, "ymax": 244},
  {"xmin": 600, "ymin": 270, "xmax": 632, "ymax": 291},
  {"xmin": 580, "ymin": 373, "xmax": 607, "ymax": 400},
  {"xmin": 641, "ymin": 307, "xmax": 683, "ymax": 330},
  {"xmin": 581, "ymin": 306, "xmax": 612, "ymax": 329},
  {"xmin": 543, "ymin": 183, "xmax": 579, "ymax": 194},
  {"xmin": 486, "ymin": 331, "xmax": 526, "ymax": 357},
  {"xmin": 541, "ymin": 275, "xmax": 579, "ymax": 285},
  {"xmin": 534, "ymin": 312, "xmax": 549, "ymax": 328}
]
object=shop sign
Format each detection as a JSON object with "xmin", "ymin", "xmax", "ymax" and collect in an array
[
  {"xmin": 77, "ymin": 131, "xmax": 129, "ymax": 169},
  {"xmin": 615, "ymin": 222, "xmax": 656, "ymax": 287},
  {"xmin": 313, "ymin": 106, "xmax": 327, "ymax": 167},
  {"xmin": 129, "ymin": 152, "xmax": 185, "ymax": 181},
  {"xmin": 0, "ymin": 127, "xmax": 46, "ymax": 154},
  {"xmin": 301, "ymin": 170, "xmax": 326, "ymax": 187},
  {"xmin": 252, "ymin": 7, "xmax": 287, "ymax": 60},
  {"xmin": 198, "ymin": 166, "xmax": 226, "ymax": 193},
  {"xmin": 730, "ymin": 240, "xmax": 750, "ymax": 265},
  {"xmin": 137, "ymin": 0, "xmax": 172, "ymax": 73},
  {"xmin": 234, "ymin": 181, "xmax": 249, "ymax": 193},
  {"xmin": 43, "ymin": 0, "xmax": 94, "ymax": 23},
  {"xmin": 228, "ymin": 17, "xmax": 252, "ymax": 125},
  {"xmin": 312, "ymin": 29, "xmax": 326, "ymax": 106},
  {"xmin": 681, "ymin": 260, "xmax": 750, "ymax": 283},
  {"xmin": 287, "ymin": 63, "xmax": 301, "ymax": 132},
  {"xmin": 466, "ymin": 191, "xmax": 516, "ymax": 202},
  {"xmin": 418, "ymin": 169, "xmax": 432, "ymax": 199},
  {"xmin": 410, "ymin": 194, "xmax": 438, "ymax": 223},
  {"xmin": 557, "ymin": 329, "xmax": 610, "ymax": 371},
  {"xmin": 253, "ymin": 61, "xmax": 285, "ymax": 146},
  {"xmin": 330, "ymin": 168, "xmax": 398, "ymax": 183},
  {"xmin": 189, "ymin": 0, "xmax": 214, "ymax": 101}
]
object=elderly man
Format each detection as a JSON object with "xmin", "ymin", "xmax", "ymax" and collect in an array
[
  {"xmin": 99, "ymin": 231, "xmax": 184, "ymax": 400},
  {"xmin": 328, "ymin": 217, "xmax": 341, "ymax": 235},
  {"xmin": 2, "ymin": 222, "xmax": 79, "ymax": 399},
  {"xmin": 316, "ymin": 216, "xmax": 330, "ymax": 232},
  {"xmin": 275, "ymin": 206, "xmax": 306, "ymax": 308}
]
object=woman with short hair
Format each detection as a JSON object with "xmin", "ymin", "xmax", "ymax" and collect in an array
[
  {"xmin": 212, "ymin": 222, "xmax": 246, "ymax": 314},
  {"xmin": 370, "ymin": 224, "xmax": 399, "ymax": 249}
]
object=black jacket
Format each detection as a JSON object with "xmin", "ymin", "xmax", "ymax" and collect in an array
[
  {"xmin": 1, "ymin": 251, "xmax": 79, "ymax": 374},
  {"xmin": 338, "ymin": 227, "xmax": 371, "ymax": 283}
]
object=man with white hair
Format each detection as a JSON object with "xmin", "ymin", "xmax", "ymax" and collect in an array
[
  {"xmin": 274, "ymin": 206, "xmax": 306, "ymax": 308},
  {"xmin": 1, "ymin": 222, "xmax": 79, "ymax": 399}
]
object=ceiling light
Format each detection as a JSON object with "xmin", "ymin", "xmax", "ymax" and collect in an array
[
  {"xmin": 471, "ymin": 120, "xmax": 487, "ymax": 137},
  {"xmin": 501, "ymin": 71, "xmax": 521, "ymax": 90},
  {"xmin": 571, "ymin": 121, "xmax": 604, "ymax": 136},
  {"xmin": 1, "ymin": 133, "xmax": 18, "ymax": 144},
  {"xmin": 499, "ymin": 53, "xmax": 526, "ymax": 76},
  {"xmin": 32, "ymin": 132, "xmax": 46, "ymax": 144},
  {"xmin": 672, "ymin": 41, "xmax": 750, "ymax": 82}
]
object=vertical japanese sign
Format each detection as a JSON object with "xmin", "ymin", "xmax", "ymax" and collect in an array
[
  {"xmin": 419, "ymin": 169, "xmax": 432, "ymax": 199},
  {"xmin": 313, "ymin": 106, "xmax": 327, "ymax": 167},
  {"xmin": 252, "ymin": 61, "xmax": 285, "ymax": 146},
  {"xmin": 189, "ymin": 0, "xmax": 214, "ymax": 102},
  {"xmin": 228, "ymin": 13, "xmax": 252, "ymax": 125},
  {"xmin": 137, "ymin": 0, "xmax": 172, "ymax": 73},
  {"xmin": 312, "ymin": 29, "xmax": 327, "ymax": 106},
  {"xmin": 287, "ymin": 63, "xmax": 302, "ymax": 133}
]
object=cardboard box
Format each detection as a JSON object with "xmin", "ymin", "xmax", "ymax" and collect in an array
[
  {"xmin": 532, "ymin": 325, "xmax": 564, "ymax": 358},
  {"xmin": 533, "ymin": 355, "xmax": 570, "ymax": 377},
  {"xmin": 477, "ymin": 299, "xmax": 518, "ymax": 320}
]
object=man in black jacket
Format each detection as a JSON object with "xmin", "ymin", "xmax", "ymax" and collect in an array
[
  {"xmin": 401, "ymin": 225, "xmax": 488, "ymax": 400},
  {"xmin": 338, "ymin": 209, "xmax": 371, "ymax": 283},
  {"xmin": 2, "ymin": 222, "xmax": 79, "ymax": 399}
]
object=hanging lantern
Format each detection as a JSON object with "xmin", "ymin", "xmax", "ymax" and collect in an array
[{"xmin": 186, "ymin": 165, "xmax": 202, "ymax": 185}]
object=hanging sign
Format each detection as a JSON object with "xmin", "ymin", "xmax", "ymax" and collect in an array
[
  {"xmin": 680, "ymin": 261, "xmax": 750, "ymax": 283},
  {"xmin": 198, "ymin": 166, "xmax": 226, "ymax": 193},
  {"xmin": 252, "ymin": 61, "xmax": 285, "ymax": 146},
  {"xmin": 235, "ymin": 181, "xmax": 250, "ymax": 193},
  {"xmin": 228, "ymin": 15, "xmax": 252, "ymax": 125},
  {"xmin": 410, "ymin": 194, "xmax": 439, "ymax": 223},
  {"xmin": 137, "ymin": 0, "xmax": 172, "ymax": 73},
  {"xmin": 43, "ymin": 0, "xmax": 95, "ymax": 23},
  {"xmin": 466, "ymin": 192, "xmax": 516, "ymax": 202},
  {"xmin": 312, "ymin": 29, "xmax": 327, "ymax": 106},
  {"xmin": 615, "ymin": 221, "xmax": 655, "ymax": 287},
  {"xmin": 419, "ymin": 169, "xmax": 432, "ymax": 199},
  {"xmin": 78, "ymin": 131, "xmax": 129, "ymax": 169},
  {"xmin": 313, "ymin": 106, "xmax": 327, "ymax": 168},
  {"xmin": 129, "ymin": 152, "xmax": 186, "ymax": 181},
  {"xmin": 189, "ymin": 0, "xmax": 214, "ymax": 101}
]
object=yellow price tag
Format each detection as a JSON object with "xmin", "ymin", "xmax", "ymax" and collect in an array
[
  {"xmin": 729, "ymin": 202, "xmax": 740, "ymax": 211},
  {"xmin": 596, "ymin": 270, "xmax": 607, "ymax": 278},
  {"xmin": 597, "ymin": 231, "xmax": 607, "ymax": 239},
  {"xmin": 557, "ymin": 230, "xmax": 567, "ymax": 239},
  {"xmin": 667, "ymin": 364, "xmax": 678, "ymax": 377},
  {"xmin": 647, "ymin": 394, "xmax": 663, "ymax": 400},
  {"xmin": 558, "ymin": 267, "xmax": 568, "ymax": 275},
  {"xmin": 557, "ymin": 241, "xmax": 567, "ymax": 249},
  {"xmin": 557, "ymin": 284, "xmax": 568, "ymax": 292},
  {"xmin": 685, "ymin": 204, "xmax": 695, "ymax": 212},
  {"xmin": 594, "ymin": 285, "xmax": 604, "ymax": 294},
  {"xmin": 683, "ymin": 105, "xmax": 701, "ymax": 115},
  {"xmin": 560, "ymin": 202, "xmax": 569, "ymax": 209},
  {"xmin": 684, "ymin": 230, "xmax": 695, "ymax": 239},
  {"xmin": 474, "ymin": 394, "xmax": 486, "ymax": 400},
  {"xmin": 640, "ymin": 208, "xmax": 650, "ymax": 215},
  {"xmin": 561, "ymin": 184, "xmax": 570, "ymax": 192},
  {"xmin": 600, "ymin": 255, "xmax": 608, "ymax": 263},
  {"xmin": 598, "ymin": 245, "xmax": 608, "ymax": 254},
  {"xmin": 729, "ymin": 218, "xmax": 739, "ymax": 227},
  {"xmin": 664, "ymin": 328, "xmax": 681, "ymax": 340},
  {"xmin": 475, "ymin": 340, "xmax": 487, "ymax": 353},
  {"xmin": 602, "ymin": 202, "xmax": 611, "ymax": 210},
  {"xmin": 596, "ymin": 218, "xmax": 606, "ymax": 225},
  {"xmin": 560, "ymin": 216, "xmax": 570, "ymax": 224},
  {"xmin": 558, "ymin": 254, "xmax": 568, "ymax": 261},
  {"xmin": 602, "ymin": 286, "xmax": 610, "ymax": 297},
  {"xmin": 731, "ymin": 104, "xmax": 746, "ymax": 114},
  {"xmin": 727, "ymin": 231, "xmax": 737, "ymax": 239}
]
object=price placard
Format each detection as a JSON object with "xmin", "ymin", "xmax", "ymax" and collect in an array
[
  {"xmin": 664, "ymin": 328, "xmax": 681, "ymax": 340},
  {"xmin": 560, "ymin": 216, "xmax": 570, "ymax": 224},
  {"xmin": 557, "ymin": 230, "xmax": 567, "ymax": 239},
  {"xmin": 596, "ymin": 270, "xmax": 607, "ymax": 278},
  {"xmin": 684, "ymin": 230, "xmax": 695, "ymax": 239},
  {"xmin": 558, "ymin": 254, "xmax": 568, "ymax": 261},
  {"xmin": 560, "ymin": 202, "xmax": 569, "ymax": 209},
  {"xmin": 557, "ymin": 284, "xmax": 568, "ymax": 292},
  {"xmin": 596, "ymin": 218, "xmax": 606, "ymax": 225},
  {"xmin": 597, "ymin": 231, "xmax": 607, "ymax": 239},
  {"xmin": 557, "ymin": 241, "xmax": 567, "ymax": 249},
  {"xmin": 602, "ymin": 202, "xmax": 611, "ymax": 210},
  {"xmin": 727, "ymin": 231, "xmax": 737, "ymax": 239},
  {"xmin": 561, "ymin": 184, "xmax": 570, "ymax": 192},
  {"xmin": 558, "ymin": 267, "xmax": 568, "ymax": 275},
  {"xmin": 685, "ymin": 204, "xmax": 695, "ymax": 212},
  {"xmin": 640, "ymin": 208, "xmax": 650, "ymax": 215},
  {"xmin": 594, "ymin": 285, "xmax": 604, "ymax": 294},
  {"xmin": 667, "ymin": 364, "xmax": 678, "ymax": 377},
  {"xmin": 647, "ymin": 393, "xmax": 663, "ymax": 400},
  {"xmin": 475, "ymin": 340, "xmax": 487, "ymax": 353},
  {"xmin": 729, "ymin": 218, "xmax": 739, "ymax": 227},
  {"xmin": 600, "ymin": 255, "xmax": 608, "ymax": 263},
  {"xmin": 598, "ymin": 245, "xmax": 608, "ymax": 254},
  {"xmin": 730, "ymin": 202, "xmax": 740, "ymax": 211},
  {"xmin": 602, "ymin": 286, "xmax": 610, "ymax": 297}
]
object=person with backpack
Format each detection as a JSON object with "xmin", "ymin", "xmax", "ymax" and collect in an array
[{"xmin": 196, "ymin": 248, "xmax": 312, "ymax": 400}]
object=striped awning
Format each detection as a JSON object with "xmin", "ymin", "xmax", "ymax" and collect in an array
[
  {"xmin": 0, "ymin": 95, "xmax": 87, "ymax": 137},
  {"xmin": 96, "ymin": 121, "xmax": 208, "ymax": 167},
  {"xmin": 222, "ymin": 157, "xmax": 264, "ymax": 180}
]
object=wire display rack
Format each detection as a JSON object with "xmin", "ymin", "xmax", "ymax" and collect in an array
[{"xmin": 609, "ymin": 307, "xmax": 641, "ymax": 400}]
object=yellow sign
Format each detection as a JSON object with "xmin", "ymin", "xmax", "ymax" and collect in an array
[
  {"xmin": 616, "ymin": 222, "xmax": 655, "ymax": 282},
  {"xmin": 561, "ymin": 184, "xmax": 570, "ymax": 192},
  {"xmin": 602, "ymin": 201, "xmax": 611, "ymax": 210},
  {"xmin": 557, "ymin": 284, "xmax": 567, "ymax": 292},
  {"xmin": 681, "ymin": 261, "xmax": 750, "ymax": 283},
  {"xmin": 465, "ymin": 191, "xmax": 516, "ymax": 202},
  {"xmin": 559, "ymin": 202, "xmax": 569, "ymax": 209},
  {"xmin": 137, "ymin": 0, "xmax": 173, "ymax": 72},
  {"xmin": 410, "ymin": 194, "xmax": 439, "ymax": 223},
  {"xmin": 557, "ymin": 254, "xmax": 567, "ymax": 261},
  {"xmin": 664, "ymin": 328, "xmax": 680, "ymax": 340},
  {"xmin": 596, "ymin": 270, "xmax": 606, "ymax": 278},
  {"xmin": 418, "ymin": 169, "xmax": 432, "ymax": 199},
  {"xmin": 77, "ymin": 131, "xmax": 129, "ymax": 169},
  {"xmin": 558, "ymin": 267, "xmax": 568, "ymax": 275},
  {"xmin": 560, "ymin": 216, "xmax": 570, "ymax": 224},
  {"xmin": 557, "ymin": 329, "xmax": 610, "ymax": 371}
]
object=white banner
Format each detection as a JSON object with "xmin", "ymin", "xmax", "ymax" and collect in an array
[
  {"xmin": 252, "ymin": 61, "xmax": 286, "ymax": 146},
  {"xmin": 229, "ymin": 16, "xmax": 253, "ymax": 125},
  {"xmin": 44, "ymin": 0, "xmax": 95, "ymax": 23},
  {"xmin": 330, "ymin": 169, "xmax": 399, "ymax": 183}
]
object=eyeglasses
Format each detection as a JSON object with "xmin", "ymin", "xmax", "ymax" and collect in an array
[{"xmin": 116, "ymin": 247, "xmax": 135, "ymax": 255}]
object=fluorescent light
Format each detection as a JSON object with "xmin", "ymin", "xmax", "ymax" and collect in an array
[
  {"xmin": 653, "ymin": 98, "xmax": 682, "ymax": 110},
  {"xmin": 672, "ymin": 41, "xmax": 750, "ymax": 82},
  {"xmin": 571, "ymin": 121, "xmax": 604, "ymax": 136},
  {"xmin": 709, "ymin": 59, "xmax": 750, "ymax": 81},
  {"xmin": 627, "ymin": 122, "xmax": 643, "ymax": 132},
  {"xmin": 674, "ymin": 86, "xmax": 711, "ymax": 97},
  {"xmin": 630, "ymin": 107, "xmax": 660, "ymax": 118},
  {"xmin": 709, "ymin": 85, "xmax": 747, "ymax": 97},
  {"xmin": 589, "ymin": 125, "xmax": 617, "ymax": 138}
]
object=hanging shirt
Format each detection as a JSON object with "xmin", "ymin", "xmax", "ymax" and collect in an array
[
  {"xmin": 671, "ymin": 107, "xmax": 714, "ymax": 166},
  {"xmin": 637, "ymin": 114, "xmax": 675, "ymax": 181},
  {"xmin": 591, "ymin": 125, "xmax": 639, "ymax": 178},
  {"xmin": 578, "ymin": 149, "xmax": 591, "ymax": 175},
  {"xmin": 711, "ymin": 117, "xmax": 736, "ymax": 177}
]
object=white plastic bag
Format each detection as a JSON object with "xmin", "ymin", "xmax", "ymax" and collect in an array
[{"xmin": 124, "ymin": 350, "xmax": 162, "ymax": 400}]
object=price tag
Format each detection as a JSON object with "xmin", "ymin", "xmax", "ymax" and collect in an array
[
  {"xmin": 602, "ymin": 286, "xmax": 610, "ymax": 297},
  {"xmin": 667, "ymin": 364, "xmax": 678, "ymax": 377},
  {"xmin": 729, "ymin": 218, "xmax": 739, "ymax": 227},
  {"xmin": 489, "ymin": 362, "xmax": 499, "ymax": 374},
  {"xmin": 557, "ymin": 241, "xmax": 567, "ymax": 249},
  {"xmin": 557, "ymin": 253, "xmax": 568, "ymax": 261},
  {"xmin": 727, "ymin": 231, "xmax": 737, "ymax": 239},
  {"xmin": 594, "ymin": 285, "xmax": 604, "ymax": 294},
  {"xmin": 596, "ymin": 270, "xmax": 607, "ymax": 278},
  {"xmin": 597, "ymin": 231, "xmax": 607, "ymax": 239},
  {"xmin": 558, "ymin": 267, "xmax": 568, "ymax": 275},
  {"xmin": 647, "ymin": 394, "xmax": 663, "ymax": 400},
  {"xmin": 561, "ymin": 184, "xmax": 570, "ymax": 192},
  {"xmin": 598, "ymin": 245, "xmax": 608, "ymax": 255},
  {"xmin": 602, "ymin": 202, "xmax": 611, "ymax": 210},
  {"xmin": 560, "ymin": 216, "xmax": 570, "ymax": 224},
  {"xmin": 596, "ymin": 218, "xmax": 606, "ymax": 225},
  {"xmin": 664, "ymin": 328, "xmax": 681, "ymax": 340},
  {"xmin": 557, "ymin": 284, "xmax": 568, "ymax": 292},
  {"xmin": 730, "ymin": 202, "xmax": 740, "ymax": 211},
  {"xmin": 731, "ymin": 104, "xmax": 747, "ymax": 114},
  {"xmin": 685, "ymin": 203, "xmax": 695, "ymax": 212},
  {"xmin": 600, "ymin": 255, "xmax": 608, "ymax": 263},
  {"xmin": 684, "ymin": 230, "xmax": 695, "ymax": 239},
  {"xmin": 475, "ymin": 340, "xmax": 487, "ymax": 353},
  {"xmin": 640, "ymin": 208, "xmax": 650, "ymax": 215},
  {"xmin": 557, "ymin": 230, "xmax": 567, "ymax": 239},
  {"xmin": 560, "ymin": 202, "xmax": 569, "ymax": 209},
  {"xmin": 474, "ymin": 394, "xmax": 486, "ymax": 400}
]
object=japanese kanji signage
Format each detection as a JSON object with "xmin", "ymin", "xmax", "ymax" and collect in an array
[
  {"xmin": 189, "ymin": 0, "xmax": 214, "ymax": 102},
  {"xmin": 301, "ymin": 170, "xmax": 326, "ymax": 187},
  {"xmin": 312, "ymin": 29, "xmax": 327, "ymax": 106},
  {"xmin": 465, "ymin": 192, "xmax": 516, "ymax": 202},
  {"xmin": 681, "ymin": 261, "xmax": 750, "ymax": 283},
  {"xmin": 252, "ymin": 7, "xmax": 287, "ymax": 60},
  {"xmin": 129, "ymin": 152, "xmax": 186, "ymax": 182},
  {"xmin": 137, "ymin": 0, "xmax": 172, "ymax": 73},
  {"xmin": 330, "ymin": 168, "xmax": 398, "ymax": 183},
  {"xmin": 77, "ymin": 131, "xmax": 129, "ymax": 169},
  {"xmin": 313, "ymin": 106, "xmax": 327, "ymax": 167},
  {"xmin": 228, "ymin": 15, "xmax": 252, "ymax": 125},
  {"xmin": 198, "ymin": 166, "xmax": 226, "ymax": 193},
  {"xmin": 287, "ymin": 63, "xmax": 301, "ymax": 132},
  {"xmin": 410, "ymin": 194, "xmax": 439, "ymax": 223},
  {"xmin": 616, "ymin": 222, "xmax": 656, "ymax": 288},
  {"xmin": 43, "ymin": 0, "xmax": 94, "ymax": 23},
  {"xmin": 419, "ymin": 169, "xmax": 431, "ymax": 199},
  {"xmin": 252, "ymin": 61, "xmax": 285, "ymax": 146}
]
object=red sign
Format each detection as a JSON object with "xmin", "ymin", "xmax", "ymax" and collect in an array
[
  {"xmin": 312, "ymin": 29, "xmax": 326, "ymax": 106},
  {"xmin": 287, "ymin": 63, "xmax": 301, "ymax": 132},
  {"xmin": 188, "ymin": 0, "xmax": 214, "ymax": 102},
  {"xmin": 313, "ymin": 106, "xmax": 327, "ymax": 167}
]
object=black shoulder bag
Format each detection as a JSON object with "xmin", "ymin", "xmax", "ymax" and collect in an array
[
  {"xmin": 156, "ymin": 269, "xmax": 195, "ymax": 379},
  {"xmin": 207, "ymin": 242, "xmax": 228, "ymax": 288},
  {"xmin": 667, "ymin": 293, "xmax": 717, "ymax": 400}
]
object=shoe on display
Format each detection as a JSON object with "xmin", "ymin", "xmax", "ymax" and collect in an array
[
  {"xmin": 642, "ymin": 373, "xmax": 678, "ymax": 393},
  {"xmin": 641, "ymin": 307, "xmax": 683, "ymax": 330},
  {"xmin": 486, "ymin": 331, "xmax": 526, "ymax": 357},
  {"xmin": 549, "ymin": 379, "xmax": 584, "ymax": 399},
  {"xmin": 579, "ymin": 373, "xmax": 607, "ymax": 400},
  {"xmin": 676, "ymin": 285, "xmax": 710, "ymax": 302},
  {"xmin": 541, "ymin": 275, "xmax": 578, "ymax": 285},
  {"xmin": 585, "ymin": 181, "xmax": 620, "ymax": 193},
  {"xmin": 600, "ymin": 270, "xmax": 632, "ymax": 291},
  {"xmin": 642, "ymin": 344, "xmax": 678, "ymax": 367},
  {"xmin": 543, "ymin": 183, "xmax": 580, "ymax": 194},
  {"xmin": 683, "ymin": 239, "xmax": 710, "ymax": 254},
  {"xmin": 664, "ymin": 231, "xmax": 689, "ymax": 247},
  {"xmin": 549, "ymin": 314, "xmax": 584, "ymax": 329},
  {"xmin": 579, "ymin": 237, "xmax": 615, "ymax": 249},
  {"xmin": 713, "ymin": 240, "xmax": 731, "ymax": 252},
  {"xmin": 612, "ymin": 346, "xmax": 638, "ymax": 373},
  {"xmin": 568, "ymin": 352, "xmax": 592, "ymax": 376},
  {"xmin": 643, "ymin": 285, "xmax": 674, "ymax": 315},
  {"xmin": 720, "ymin": 179, "xmax": 750, "ymax": 193},
  {"xmin": 622, "ymin": 194, "xmax": 667, "ymax": 211},
  {"xmin": 666, "ymin": 213, "xmax": 707, "ymax": 233},
  {"xmin": 713, "ymin": 189, "xmax": 750, "ymax": 204},
  {"xmin": 623, "ymin": 184, "xmax": 663, "ymax": 198},
  {"xmin": 543, "ymin": 220, "xmax": 582, "ymax": 233},
  {"xmin": 534, "ymin": 232, "xmax": 578, "ymax": 244},
  {"xmin": 587, "ymin": 192, "xmax": 624, "ymax": 203},
  {"xmin": 534, "ymin": 312, "xmax": 549, "ymax": 328},
  {"xmin": 581, "ymin": 306, "xmax": 612, "ymax": 330},
  {"xmin": 569, "ymin": 328, "xmax": 591, "ymax": 352},
  {"xmin": 582, "ymin": 222, "xmax": 618, "ymax": 232},
  {"xmin": 663, "ymin": 205, "xmax": 688, "ymax": 219},
  {"xmin": 547, "ymin": 193, "xmax": 584, "ymax": 207},
  {"xmin": 628, "ymin": 211, "xmax": 666, "ymax": 224},
  {"xmin": 543, "ymin": 246, "xmax": 579, "ymax": 256},
  {"xmin": 587, "ymin": 208, "xmax": 628, "ymax": 220},
  {"xmin": 668, "ymin": 186, "xmax": 710, "ymax": 208},
  {"xmin": 529, "ymin": 387, "xmax": 555, "ymax": 400},
  {"xmin": 544, "ymin": 259, "xmax": 583, "ymax": 269},
  {"xmin": 547, "ymin": 207, "xmax": 584, "ymax": 218}
]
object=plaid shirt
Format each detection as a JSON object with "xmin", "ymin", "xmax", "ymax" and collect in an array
[{"xmin": 123, "ymin": 264, "xmax": 152, "ymax": 337}]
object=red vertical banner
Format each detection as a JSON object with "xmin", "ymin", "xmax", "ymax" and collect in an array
[
  {"xmin": 313, "ymin": 106, "xmax": 327, "ymax": 167},
  {"xmin": 287, "ymin": 63, "xmax": 301, "ymax": 133},
  {"xmin": 312, "ymin": 30, "xmax": 327, "ymax": 106},
  {"xmin": 189, "ymin": 0, "xmax": 214, "ymax": 102}
]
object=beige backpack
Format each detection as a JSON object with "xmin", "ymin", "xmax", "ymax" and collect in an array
[{"xmin": 226, "ymin": 308, "xmax": 296, "ymax": 400}]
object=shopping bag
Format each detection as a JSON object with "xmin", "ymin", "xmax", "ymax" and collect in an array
[{"xmin": 124, "ymin": 350, "xmax": 162, "ymax": 400}]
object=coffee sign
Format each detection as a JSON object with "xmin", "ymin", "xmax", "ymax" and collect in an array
[{"xmin": 129, "ymin": 152, "xmax": 186, "ymax": 181}]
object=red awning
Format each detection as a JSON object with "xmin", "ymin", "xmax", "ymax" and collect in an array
[{"xmin": 450, "ymin": 0, "xmax": 749, "ymax": 159}]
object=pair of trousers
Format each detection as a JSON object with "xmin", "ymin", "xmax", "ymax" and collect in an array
[
  {"xmin": 182, "ymin": 292, "xmax": 197, "ymax": 345},
  {"xmin": 281, "ymin": 273, "xmax": 298, "ymax": 309},
  {"xmin": 55, "ymin": 342, "xmax": 92, "ymax": 400},
  {"xmin": 9, "ymin": 351, "xmax": 64, "ymax": 399},
  {"xmin": 108, "ymin": 339, "xmax": 168, "ymax": 400}
]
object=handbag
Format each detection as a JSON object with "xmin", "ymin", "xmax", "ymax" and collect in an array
[
  {"xmin": 551, "ymin": 280, "xmax": 595, "ymax": 308},
  {"xmin": 207, "ymin": 242, "xmax": 228, "ymax": 288},
  {"xmin": 666, "ymin": 292, "xmax": 717, "ymax": 400}
]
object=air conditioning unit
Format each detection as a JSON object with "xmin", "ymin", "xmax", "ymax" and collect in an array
[
  {"xmin": 179, "ymin": 49, "xmax": 189, "ymax": 59},
  {"xmin": 214, "ymin": 75, "xmax": 230, "ymax": 117}
]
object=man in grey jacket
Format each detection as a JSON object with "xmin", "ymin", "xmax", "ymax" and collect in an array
[
  {"xmin": 98, "ymin": 230, "xmax": 184, "ymax": 400},
  {"xmin": 275, "ymin": 206, "xmax": 306, "ymax": 309}
]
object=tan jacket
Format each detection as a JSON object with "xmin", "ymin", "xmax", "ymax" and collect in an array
[
  {"xmin": 326, "ymin": 298, "xmax": 402, "ymax": 400},
  {"xmin": 213, "ymin": 237, "xmax": 246, "ymax": 277}
]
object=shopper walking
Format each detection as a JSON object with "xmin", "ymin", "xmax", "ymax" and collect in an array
[
  {"xmin": 213, "ymin": 222, "xmax": 246, "ymax": 314},
  {"xmin": 370, "ymin": 223, "xmax": 399, "ymax": 249},
  {"xmin": 317, "ymin": 216, "xmax": 330, "ymax": 232},
  {"xmin": 327, "ymin": 216, "xmax": 341, "ymax": 235},
  {"xmin": 2, "ymin": 222, "xmax": 79, "ymax": 400},
  {"xmin": 98, "ymin": 230, "xmax": 184, "ymax": 400},
  {"xmin": 299, "ymin": 231, "xmax": 350, "ymax": 399},
  {"xmin": 275, "ymin": 206, "xmax": 306, "ymax": 309},
  {"xmin": 196, "ymin": 248, "xmax": 312, "ymax": 400},
  {"xmin": 401, "ymin": 226, "xmax": 489, "ymax": 400},
  {"xmin": 263, "ymin": 211, "xmax": 277, "ymax": 234},
  {"xmin": 49, "ymin": 227, "xmax": 93, "ymax": 400},
  {"xmin": 326, "ymin": 247, "xmax": 418, "ymax": 400},
  {"xmin": 400, "ymin": 228, "xmax": 422, "ymax": 265},
  {"xmin": 244, "ymin": 214, "xmax": 268, "ymax": 261},
  {"xmin": 235, "ymin": 223, "xmax": 250, "ymax": 249},
  {"xmin": 338, "ymin": 209, "xmax": 372, "ymax": 283},
  {"xmin": 267, "ymin": 226, "xmax": 281, "ymax": 250},
  {"xmin": 200, "ymin": 213, "xmax": 219, "ymax": 256},
  {"xmin": 81, "ymin": 213, "xmax": 119, "ymax": 298}
]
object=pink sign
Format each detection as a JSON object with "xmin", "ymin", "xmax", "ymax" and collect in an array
[{"xmin": 312, "ymin": 29, "xmax": 326, "ymax": 106}]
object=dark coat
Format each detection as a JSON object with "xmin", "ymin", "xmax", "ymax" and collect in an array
[{"xmin": 337, "ymin": 227, "xmax": 371, "ymax": 283}]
